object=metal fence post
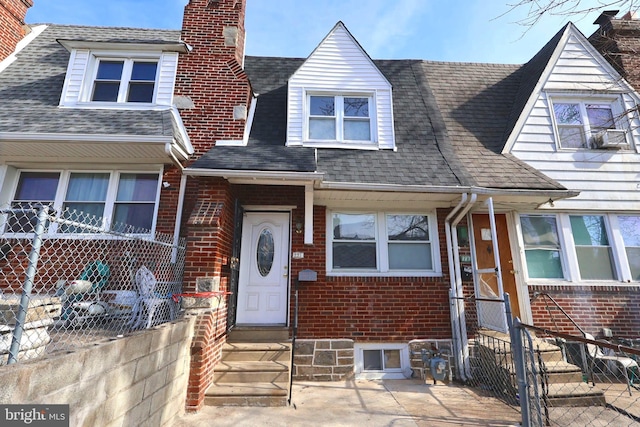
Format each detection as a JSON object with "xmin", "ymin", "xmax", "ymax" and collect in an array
[
  {"xmin": 506, "ymin": 294, "xmax": 531, "ymax": 427},
  {"xmin": 8, "ymin": 205, "xmax": 48, "ymax": 364}
]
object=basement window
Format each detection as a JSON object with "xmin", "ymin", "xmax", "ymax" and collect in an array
[{"xmin": 354, "ymin": 343, "xmax": 410, "ymax": 379}]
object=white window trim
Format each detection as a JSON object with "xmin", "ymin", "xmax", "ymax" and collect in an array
[
  {"xmin": 79, "ymin": 51, "xmax": 161, "ymax": 106},
  {"xmin": 3, "ymin": 169, "xmax": 162, "ymax": 237},
  {"xmin": 354, "ymin": 343, "xmax": 412, "ymax": 380},
  {"xmin": 548, "ymin": 94, "xmax": 632, "ymax": 151},
  {"xmin": 517, "ymin": 212, "xmax": 635, "ymax": 284},
  {"xmin": 303, "ymin": 91, "xmax": 379, "ymax": 149},
  {"xmin": 326, "ymin": 210, "xmax": 442, "ymax": 277}
]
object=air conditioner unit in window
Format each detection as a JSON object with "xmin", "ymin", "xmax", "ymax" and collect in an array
[{"xmin": 593, "ymin": 129, "xmax": 628, "ymax": 149}]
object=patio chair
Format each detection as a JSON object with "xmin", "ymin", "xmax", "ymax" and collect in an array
[
  {"xmin": 129, "ymin": 266, "xmax": 177, "ymax": 330},
  {"xmin": 585, "ymin": 333, "xmax": 639, "ymax": 396},
  {"xmin": 56, "ymin": 260, "xmax": 110, "ymax": 324}
]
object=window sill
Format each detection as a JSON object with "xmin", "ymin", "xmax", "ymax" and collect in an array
[
  {"xmin": 327, "ymin": 270, "xmax": 442, "ymax": 278},
  {"xmin": 60, "ymin": 102, "xmax": 169, "ymax": 110}
]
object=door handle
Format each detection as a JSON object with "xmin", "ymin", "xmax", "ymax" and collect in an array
[{"xmin": 283, "ymin": 265, "xmax": 288, "ymax": 277}]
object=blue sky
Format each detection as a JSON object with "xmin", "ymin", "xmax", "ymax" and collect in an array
[{"xmin": 26, "ymin": 0, "xmax": 629, "ymax": 64}]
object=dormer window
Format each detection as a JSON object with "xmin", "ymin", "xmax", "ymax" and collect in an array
[
  {"xmin": 91, "ymin": 59, "xmax": 158, "ymax": 103},
  {"xmin": 550, "ymin": 97, "xmax": 629, "ymax": 149},
  {"xmin": 308, "ymin": 95, "xmax": 372, "ymax": 142}
]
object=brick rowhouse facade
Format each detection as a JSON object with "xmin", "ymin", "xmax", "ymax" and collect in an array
[
  {"xmin": 175, "ymin": 0, "xmax": 252, "ymax": 411},
  {"xmin": 0, "ymin": 0, "xmax": 32, "ymax": 62}
]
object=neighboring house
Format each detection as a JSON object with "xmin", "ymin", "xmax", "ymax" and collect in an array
[
  {"xmin": 0, "ymin": 21, "xmax": 192, "ymax": 241},
  {"xmin": 3, "ymin": 0, "xmax": 640, "ymax": 412}
]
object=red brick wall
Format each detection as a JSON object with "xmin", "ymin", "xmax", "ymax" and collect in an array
[
  {"xmin": 176, "ymin": 0, "xmax": 250, "ymax": 157},
  {"xmin": 290, "ymin": 206, "xmax": 453, "ymax": 342},
  {"xmin": 529, "ymin": 284, "xmax": 640, "ymax": 338},
  {"xmin": 0, "ymin": 0, "xmax": 32, "ymax": 62},
  {"xmin": 589, "ymin": 14, "xmax": 640, "ymax": 90}
]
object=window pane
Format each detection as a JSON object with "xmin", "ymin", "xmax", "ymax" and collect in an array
[
  {"xmin": 558, "ymin": 126, "xmax": 586, "ymax": 148},
  {"xmin": 309, "ymin": 117, "xmax": 335, "ymax": 139},
  {"xmin": 344, "ymin": 97, "xmax": 369, "ymax": 117},
  {"xmin": 387, "ymin": 215, "xmax": 429, "ymax": 241},
  {"xmin": 116, "ymin": 174, "xmax": 158, "ymax": 202},
  {"xmin": 66, "ymin": 173, "xmax": 109, "ymax": 202},
  {"xmin": 363, "ymin": 350, "xmax": 382, "ymax": 370},
  {"xmin": 554, "ymin": 103, "xmax": 582, "ymax": 125},
  {"xmin": 310, "ymin": 96, "xmax": 334, "ymax": 116},
  {"xmin": 130, "ymin": 62, "xmax": 157, "ymax": 81},
  {"xmin": 96, "ymin": 61, "xmax": 123, "ymax": 80},
  {"xmin": 626, "ymin": 248, "xmax": 640, "ymax": 281},
  {"xmin": 619, "ymin": 216, "xmax": 640, "ymax": 246},
  {"xmin": 14, "ymin": 172, "xmax": 59, "ymax": 200},
  {"xmin": 256, "ymin": 228, "xmax": 275, "ymax": 277},
  {"xmin": 127, "ymin": 83, "xmax": 155, "ymax": 102},
  {"xmin": 384, "ymin": 350, "xmax": 401, "ymax": 369},
  {"xmin": 521, "ymin": 215, "xmax": 559, "ymax": 246},
  {"xmin": 586, "ymin": 104, "xmax": 614, "ymax": 130},
  {"xmin": 575, "ymin": 247, "xmax": 615, "ymax": 280},
  {"xmin": 570, "ymin": 216, "xmax": 609, "ymax": 246},
  {"xmin": 344, "ymin": 120, "xmax": 370, "ymax": 140},
  {"xmin": 92, "ymin": 82, "xmax": 120, "ymax": 102},
  {"xmin": 388, "ymin": 243, "xmax": 431, "ymax": 270},
  {"xmin": 9, "ymin": 172, "xmax": 59, "ymax": 233},
  {"xmin": 333, "ymin": 213, "xmax": 375, "ymax": 240},
  {"xmin": 333, "ymin": 242, "xmax": 376, "ymax": 269},
  {"xmin": 113, "ymin": 203, "xmax": 155, "ymax": 232},
  {"xmin": 524, "ymin": 249, "xmax": 563, "ymax": 279}
]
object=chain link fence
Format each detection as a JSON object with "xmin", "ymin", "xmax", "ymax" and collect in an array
[
  {"xmin": 458, "ymin": 293, "xmax": 640, "ymax": 426},
  {"xmin": 0, "ymin": 203, "xmax": 186, "ymax": 365}
]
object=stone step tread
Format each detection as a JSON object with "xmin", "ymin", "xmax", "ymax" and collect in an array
[
  {"xmin": 223, "ymin": 342, "xmax": 291, "ymax": 351},
  {"xmin": 542, "ymin": 361, "xmax": 584, "ymax": 373},
  {"xmin": 545, "ymin": 382, "xmax": 605, "ymax": 398},
  {"xmin": 206, "ymin": 382, "xmax": 289, "ymax": 397},
  {"xmin": 216, "ymin": 360, "xmax": 290, "ymax": 372}
]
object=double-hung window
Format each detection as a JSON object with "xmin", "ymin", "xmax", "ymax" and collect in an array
[
  {"xmin": 91, "ymin": 58, "xmax": 158, "ymax": 103},
  {"xmin": 329, "ymin": 212, "xmax": 438, "ymax": 275},
  {"xmin": 520, "ymin": 215, "xmax": 564, "ymax": 279},
  {"xmin": 308, "ymin": 95, "xmax": 373, "ymax": 143},
  {"xmin": 551, "ymin": 99, "xmax": 620, "ymax": 149},
  {"xmin": 570, "ymin": 215, "xmax": 616, "ymax": 280},
  {"xmin": 5, "ymin": 171, "xmax": 160, "ymax": 235}
]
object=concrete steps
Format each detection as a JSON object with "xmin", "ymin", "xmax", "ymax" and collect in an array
[
  {"xmin": 205, "ymin": 327, "xmax": 291, "ymax": 407},
  {"xmin": 475, "ymin": 330, "xmax": 605, "ymax": 407}
]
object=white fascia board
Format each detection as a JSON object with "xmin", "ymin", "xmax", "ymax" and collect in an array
[
  {"xmin": 0, "ymin": 25, "xmax": 48, "ymax": 73},
  {"xmin": 169, "ymin": 105, "xmax": 194, "ymax": 155},
  {"xmin": 183, "ymin": 167, "xmax": 323, "ymax": 182},
  {"xmin": 0, "ymin": 132, "xmax": 171, "ymax": 144},
  {"xmin": 57, "ymin": 39, "xmax": 190, "ymax": 53},
  {"xmin": 319, "ymin": 181, "xmax": 578, "ymax": 199}
]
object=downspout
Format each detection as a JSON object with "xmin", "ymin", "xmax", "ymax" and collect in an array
[
  {"xmin": 171, "ymin": 174, "xmax": 188, "ymax": 263},
  {"xmin": 445, "ymin": 193, "xmax": 477, "ymax": 381},
  {"xmin": 445, "ymin": 194, "xmax": 468, "ymax": 381}
]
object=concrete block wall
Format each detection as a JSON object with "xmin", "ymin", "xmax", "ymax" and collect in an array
[
  {"xmin": 293, "ymin": 339, "xmax": 355, "ymax": 381},
  {"xmin": 0, "ymin": 317, "xmax": 195, "ymax": 427}
]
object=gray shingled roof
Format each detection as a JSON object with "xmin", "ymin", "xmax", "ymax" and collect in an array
[
  {"xmin": 193, "ymin": 54, "xmax": 566, "ymax": 191},
  {"xmin": 0, "ymin": 24, "xmax": 182, "ymax": 138}
]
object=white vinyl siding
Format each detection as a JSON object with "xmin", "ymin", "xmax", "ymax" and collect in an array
[
  {"xmin": 60, "ymin": 50, "xmax": 178, "ymax": 107},
  {"xmin": 509, "ymin": 26, "xmax": 640, "ymax": 211},
  {"xmin": 287, "ymin": 23, "xmax": 394, "ymax": 150}
]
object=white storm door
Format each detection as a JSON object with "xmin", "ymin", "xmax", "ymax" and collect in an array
[{"xmin": 236, "ymin": 212, "xmax": 290, "ymax": 325}]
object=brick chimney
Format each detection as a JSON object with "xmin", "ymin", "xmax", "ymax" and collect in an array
[
  {"xmin": 176, "ymin": 0, "xmax": 251, "ymax": 157},
  {"xmin": 0, "ymin": 0, "xmax": 34, "ymax": 62},
  {"xmin": 589, "ymin": 10, "xmax": 640, "ymax": 90}
]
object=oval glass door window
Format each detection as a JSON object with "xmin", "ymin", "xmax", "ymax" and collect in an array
[{"xmin": 257, "ymin": 227, "xmax": 275, "ymax": 277}]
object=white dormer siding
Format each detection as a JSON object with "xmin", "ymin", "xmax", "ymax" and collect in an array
[
  {"xmin": 60, "ymin": 49, "xmax": 179, "ymax": 108},
  {"xmin": 287, "ymin": 23, "xmax": 395, "ymax": 150},
  {"xmin": 508, "ymin": 25, "xmax": 640, "ymax": 211}
]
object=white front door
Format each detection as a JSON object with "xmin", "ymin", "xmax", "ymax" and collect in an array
[{"xmin": 236, "ymin": 212, "xmax": 290, "ymax": 325}]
